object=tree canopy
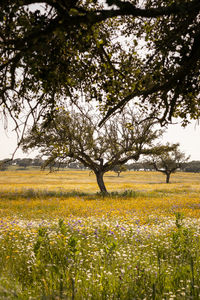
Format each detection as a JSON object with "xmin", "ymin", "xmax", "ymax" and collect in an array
[
  {"xmin": 21, "ymin": 107, "xmax": 164, "ymax": 193},
  {"xmin": 1, "ymin": 0, "xmax": 200, "ymax": 133}
]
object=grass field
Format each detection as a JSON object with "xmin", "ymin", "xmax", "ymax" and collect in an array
[{"xmin": 0, "ymin": 170, "xmax": 200, "ymax": 299}]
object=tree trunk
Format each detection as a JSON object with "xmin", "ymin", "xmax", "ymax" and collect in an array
[
  {"xmin": 166, "ymin": 172, "xmax": 170, "ymax": 183},
  {"xmin": 95, "ymin": 171, "xmax": 108, "ymax": 194}
]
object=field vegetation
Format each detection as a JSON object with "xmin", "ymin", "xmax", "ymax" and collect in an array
[{"xmin": 0, "ymin": 170, "xmax": 200, "ymax": 299}]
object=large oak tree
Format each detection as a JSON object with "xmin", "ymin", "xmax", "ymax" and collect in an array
[
  {"xmin": 22, "ymin": 107, "xmax": 164, "ymax": 193},
  {"xmin": 1, "ymin": 0, "xmax": 200, "ymax": 134}
]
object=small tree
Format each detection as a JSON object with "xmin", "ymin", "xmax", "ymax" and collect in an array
[
  {"xmin": 22, "ymin": 108, "xmax": 164, "ymax": 193},
  {"xmin": 17, "ymin": 158, "xmax": 33, "ymax": 169},
  {"xmin": 32, "ymin": 157, "xmax": 44, "ymax": 167},
  {"xmin": 112, "ymin": 165, "xmax": 127, "ymax": 177},
  {"xmin": 147, "ymin": 144, "xmax": 189, "ymax": 183}
]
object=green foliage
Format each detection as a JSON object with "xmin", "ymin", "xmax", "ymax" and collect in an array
[
  {"xmin": 1, "ymin": 0, "xmax": 200, "ymax": 133},
  {"xmin": 0, "ymin": 159, "xmax": 11, "ymax": 171},
  {"xmin": 1, "ymin": 217, "xmax": 200, "ymax": 299},
  {"xmin": 175, "ymin": 211, "xmax": 184, "ymax": 229},
  {"xmin": 0, "ymin": 188, "xmax": 89, "ymax": 200},
  {"xmin": 112, "ymin": 164, "xmax": 127, "ymax": 176},
  {"xmin": 183, "ymin": 161, "xmax": 200, "ymax": 173},
  {"xmin": 146, "ymin": 143, "xmax": 189, "ymax": 183}
]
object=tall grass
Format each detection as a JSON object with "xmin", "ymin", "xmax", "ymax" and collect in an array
[
  {"xmin": 0, "ymin": 170, "xmax": 200, "ymax": 298},
  {"xmin": 1, "ymin": 215, "xmax": 200, "ymax": 299}
]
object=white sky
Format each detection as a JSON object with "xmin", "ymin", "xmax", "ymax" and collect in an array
[
  {"xmin": 1, "ymin": 119, "xmax": 200, "ymax": 161},
  {"xmin": 162, "ymin": 121, "xmax": 200, "ymax": 161}
]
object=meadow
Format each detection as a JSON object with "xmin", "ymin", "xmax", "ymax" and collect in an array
[{"xmin": 0, "ymin": 169, "xmax": 200, "ymax": 299}]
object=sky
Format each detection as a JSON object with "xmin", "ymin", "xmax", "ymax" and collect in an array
[
  {"xmin": 1, "ymin": 119, "xmax": 200, "ymax": 161},
  {"xmin": 162, "ymin": 121, "xmax": 200, "ymax": 161}
]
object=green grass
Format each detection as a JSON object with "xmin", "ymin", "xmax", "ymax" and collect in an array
[{"xmin": 1, "ymin": 216, "xmax": 200, "ymax": 299}]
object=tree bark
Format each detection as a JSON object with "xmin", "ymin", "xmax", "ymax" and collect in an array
[
  {"xmin": 95, "ymin": 171, "xmax": 108, "ymax": 194},
  {"xmin": 166, "ymin": 172, "xmax": 170, "ymax": 183}
]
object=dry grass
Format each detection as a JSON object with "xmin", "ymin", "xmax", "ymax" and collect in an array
[
  {"xmin": 0, "ymin": 170, "xmax": 200, "ymax": 221},
  {"xmin": 1, "ymin": 169, "xmax": 200, "ymax": 192}
]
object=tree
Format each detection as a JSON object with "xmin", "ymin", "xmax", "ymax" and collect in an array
[
  {"xmin": 126, "ymin": 162, "xmax": 143, "ymax": 171},
  {"xmin": 112, "ymin": 164, "xmax": 127, "ymax": 177},
  {"xmin": 21, "ymin": 108, "xmax": 164, "ymax": 193},
  {"xmin": 1, "ymin": 0, "xmax": 200, "ymax": 135},
  {"xmin": 181, "ymin": 161, "xmax": 200, "ymax": 173},
  {"xmin": 0, "ymin": 159, "xmax": 12, "ymax": 171},
  {"xmin": 68, "ymin": 162, "xmax": 82, "ymax": 170},
  {"xmin": 17, "ymin": 158, "xmax": 33, "ymax": 169},
  {"xmin": 146, "ymin": 144, "xmax": 189, "ymax": 183},
  {"xmin": 32, "ymin": 156, "xmax": 44, "ymax": 167}
]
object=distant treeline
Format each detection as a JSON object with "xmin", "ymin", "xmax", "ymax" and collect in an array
[
  {"xmin": 127, "ymin": 161, "xmax": 200, "ymax": 173},
  {"xmin": 1, "ymin": 158, "xmax": 200, "ymax": 173},
  {"xmin": 0, "ymin": 158, "xmax": 85, "ymax": 170}
]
